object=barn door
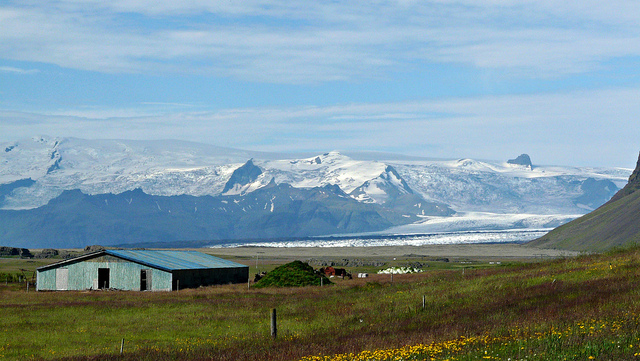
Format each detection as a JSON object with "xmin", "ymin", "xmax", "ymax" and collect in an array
[
  {"xmin": 98, "ymin": 268, "xmax": 110, "ymax": 289},
  {"xmin": 140, "ymin": 269, "xmax": 152, "ymax": 291},
  {"xmin": 56, "ymin": 268, "xmax": 68, "ymax": 290}
]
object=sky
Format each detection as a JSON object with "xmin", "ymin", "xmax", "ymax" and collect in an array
[{"xmin": 1, "ymin": 1, "xmax": 640, "ymax": 168}]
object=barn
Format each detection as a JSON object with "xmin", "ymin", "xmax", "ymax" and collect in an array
[{"xmin": 36, "ymin": 250, "xmax": 249, "ymax": 291}]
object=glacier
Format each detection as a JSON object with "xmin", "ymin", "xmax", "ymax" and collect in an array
[{"xmin": 0, "ymin": 136, "xmax": 632, "ymax": 247}]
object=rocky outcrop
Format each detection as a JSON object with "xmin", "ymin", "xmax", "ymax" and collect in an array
[
  {"xmin": 0, "ymin": 246, "xmax": 33, "ymax": 258},
  {"xmin": 84, "ymin": 245, "xmax": 106, "ymax": 253},
  {"xmin": 222, "ymin": 159, "xmax": 263, "ymax": 195},
  {"xmin": 507, "ymin": 154, "xmax": 533, "ymax": 169},
  {"xmin": 608, "ymin": 151, "xmax": 640, "ymax": 203}
]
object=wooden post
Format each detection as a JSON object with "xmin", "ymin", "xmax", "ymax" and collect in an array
[
  {"xmin": 320, "ymin": 277, "xmax": 323, "ymax": 287},
  {"xmin": 422, "ymin": 295, "xmax": 426, "ymax": 310},
  {"xmin": 120, "ymin": 338, "xmax": 124, "ymax": 355},
  {"xmin": 270, "ymin": 308, "xmax": 277, "ymax": 339},
  {"xmin": 26, "ymin": 280, "xmax": 29, "ymax": 292}
]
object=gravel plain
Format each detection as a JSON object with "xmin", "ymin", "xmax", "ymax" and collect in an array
[{"xmin": 205, "ymin": 243, "xmax": 580, "ymax": 264}]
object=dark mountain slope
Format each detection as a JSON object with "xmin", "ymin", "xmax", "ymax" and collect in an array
[
  {"xmin": 222, "ymin": 159, "xmax": 263, "ymax": 194},
  {"xmin": 0, "ymin": 183, "xmax": 407, "ymax": 249},
  {"xmin": 529, "ymin": 152, "xmax": 640, "ymax": 252},
  {"xmin": 0, "ymin": 178, "xmax": 35, "ymax": 206}
]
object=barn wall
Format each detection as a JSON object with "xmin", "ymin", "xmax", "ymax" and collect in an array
[
  {"xmin": 36, "ymin": 268, "xmax": 57, "ymax": 291},
  {"xmin": 37, "ymin": 255, "xmax": 172, "ymax": 291},
  {"xmin": 172, "ymin": 267, "xmax": 249, "ymax": 290}
]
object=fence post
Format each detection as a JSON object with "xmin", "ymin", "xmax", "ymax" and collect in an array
[
  {"xmin": 422, "ymin": 295, "xmax": 426, "ymax": 310},
  {"xmin": 271, "ymin": 308, "xmax": 277, "ymax": 339}
]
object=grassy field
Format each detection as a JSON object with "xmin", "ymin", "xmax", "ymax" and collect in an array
[
  {"xmin": 1, "ymin": 246, "xmax": 639, "ymax": 360},
  {"xmin": 0, "ymin": 257, "xmax": 52, "ymax": 284}
]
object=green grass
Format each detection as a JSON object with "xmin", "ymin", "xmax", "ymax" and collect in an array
[
  {"xmin": 1, "ymin": 247, "xmax": 640, "ymax": 360},
  {"xmin": 0, "ymin": 257, "xmax": 54, "ymax": 284},
  {"xmin": 0, "ymin": 257, "xmax": 55, "ymax": 273}
]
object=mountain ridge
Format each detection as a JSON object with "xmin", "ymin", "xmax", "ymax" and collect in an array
[
  {"xmin": 0, "ymin": 137, "xmax": 632, "ymax": 248},
  {"xmin": 0, "ymin": 182, "xmax": 433, "ymax": 248}
]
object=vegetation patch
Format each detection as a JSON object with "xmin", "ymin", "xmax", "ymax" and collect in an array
[
  {"xmin": 3, "ymin": 246, "xmax": 640, "ymax": 360},
  {"xmin": 253, "ymin": 260, "xmax": 331, "ymax": 288}
]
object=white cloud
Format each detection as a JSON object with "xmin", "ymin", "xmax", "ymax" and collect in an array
[
  {"xmin": 2, "ymin": 87, "xmax": 639, "ymax": 167},
  {"xmin": 1, "ymin": 1, "xmax": 638, "ymax": 169},
  {"xmin": 0, "ymin": 65, "xmax": 39, "ymax": 74},
  {"xmin": 1, "ymin": 1, "xmax": 639, "ymax": 82}
]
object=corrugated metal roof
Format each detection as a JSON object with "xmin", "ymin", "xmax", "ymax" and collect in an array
[
  {"xmin": 37, "ymin": 250, "xmax": 248, "ymax": 272},
  {"xmin": 106, "ymin": 250, "xmax": 247, "ymax": 271}
]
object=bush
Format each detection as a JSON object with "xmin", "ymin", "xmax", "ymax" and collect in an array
[
  {"xmin": 253, "ymin": 260, "xmax": 331, "ymax": 288},
  {"xmin": 0, "ymin": 273, "xmax": 20, "ymax": 283}
]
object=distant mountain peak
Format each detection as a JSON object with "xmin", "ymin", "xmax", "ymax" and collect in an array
[
  {"xmin": 381, "ymin": 165, "xmax": 413, "ymax": 194},
  {"xmin": 318, "ymin": 151, "xmax": 347, "ymax": 162},
  {"xmin": 507, "ymin": 154, "xmax": 533, "ymax": 169},
  {"xmin": 349, "ymin": 165, "xmax": 415, "ymax": 205},
  {"xmin": 222, "ymin": 159, "xmax": 263, "ymax": 195}
]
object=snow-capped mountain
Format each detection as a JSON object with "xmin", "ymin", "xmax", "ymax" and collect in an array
[
  {"xmin": 0, "ymin": 136, "xmax": 632, "ymax": 248},
  {"xmin": 395, "ymin": 158, "xmax": 628, "ymax": 215},
  {"xmin": 222, "ymin": 152, "xmax": 398, "ymax": 198},
  {"xmin": 1, "ymin": 136, "xmax": 256, "ymax": 209}
]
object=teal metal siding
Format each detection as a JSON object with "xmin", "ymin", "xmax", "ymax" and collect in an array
[
  {"xmin": 37, "ymin": 255, "xmax": 173, "ymax": 291},
  {"xmin": 36, "ymin": 268, "xmax": 56, "ymax": 291},
  {"xmin": 36, "ymin": 250, "xmax": 249, "ymax": 291}
]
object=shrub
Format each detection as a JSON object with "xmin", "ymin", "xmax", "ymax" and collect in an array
[
  {"xmin": 253, "ymin": 260, "xmax": 331, "ymax": 288},
  {"xmin": 0, "ymin": 272, "xmax": 19, "ymax": 283}
]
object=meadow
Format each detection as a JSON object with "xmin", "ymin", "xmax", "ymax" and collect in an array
[{"xmin": 2, "ymin": 246, "xmax": 640, "ymax": 360}]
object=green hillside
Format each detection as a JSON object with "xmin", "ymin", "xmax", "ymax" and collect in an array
[
  {"xmin": 530, "ymin": 152, "xmax": 640, "ymax": 252},
  {"xmin": 3, "ymin": 247, "xmax": 640, "ymax": 360}
]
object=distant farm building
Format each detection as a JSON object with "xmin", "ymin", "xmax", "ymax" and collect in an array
[
  {"xmin": 321, "ymin": 266, "xmax": 348, "ymax": 278},
  {"xmin": 36, "ymin": 250, "xmax": 249, "ymax": 291}
]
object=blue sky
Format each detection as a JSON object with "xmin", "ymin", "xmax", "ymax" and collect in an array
[{"xmin": 1, "ymin": 1, "xmax": 640, "ymax": 167}]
